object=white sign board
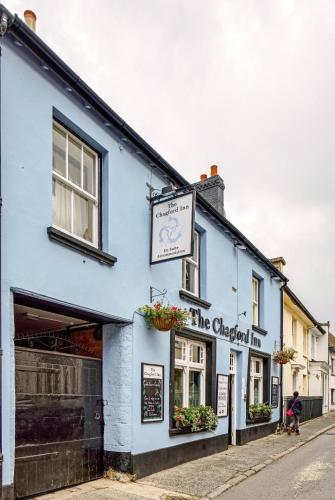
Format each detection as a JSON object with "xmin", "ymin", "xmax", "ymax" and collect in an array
[
  {"xmin": 151, "ymin": 192, "xmax": 195, "ymax": 264},
  {"xmin": 217, "ymin": 374, "xmax": 229, "ymax": 417}
]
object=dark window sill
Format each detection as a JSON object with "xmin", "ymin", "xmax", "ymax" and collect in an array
[
  {"xmin": 47, "ymin": 227, "xmax": 117, "ymax": 266},
  {"xmin": 252, "ymin": 324, "xmax": 268, "ymax": 336},
  {"xmin": 246, "ymin": 416, "xmax": 271, "ymax": 425},
  {"xmin": 179, "ymin": 290, "xmax": 211, "ymax": 310},
  {"xmin": 169, "ymin": 427, "xmax": 210, "ymax": 436}
]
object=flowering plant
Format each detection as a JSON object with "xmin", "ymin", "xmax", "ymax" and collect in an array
[
  {"xmin": 173, "ymin": 405, "xmax": 218, "ymax": 432},
  {"xmin": 273, "ymin": 347, "xmax": 297, "ymax": 364},
  {"xmin": 248, "ymin": 403, "xmax": 272, "ymax": 420},
  {"xmin": 138, "ymin": 302, "xmax": 190, "ymax": 331}
]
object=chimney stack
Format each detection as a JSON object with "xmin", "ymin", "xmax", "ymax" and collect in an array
[
  {"xmin": 270, "ymin": 257, "xmax": 286, "ymax": 273},
  {"xmin": 193, "ymin": 165, "xmax": 226, "ymax": 217},
  {"xmin": 24, "ymin": 10, "xmax": 37, "ymax": 32}
]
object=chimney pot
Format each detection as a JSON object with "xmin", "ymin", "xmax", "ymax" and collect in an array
[
  {"xmin": 24, "ymin": 10, "xmax": 37, "ymax": 32},
  {"xmin": 200, "ymin": 174, "xmax": 208, "ymax": 181},
  {"xmin": 210, "ymin": 165, "xmax": 218, "ymax": 177}
]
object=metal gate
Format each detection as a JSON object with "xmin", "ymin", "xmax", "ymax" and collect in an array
[{"xmin": 14, "ymin": 347, "xmax": 103, "ymax": 499}]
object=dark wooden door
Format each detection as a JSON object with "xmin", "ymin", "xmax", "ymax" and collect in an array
[{"xmin": 14, "ymin": 348, "xmax": 103, "ymax": 499}]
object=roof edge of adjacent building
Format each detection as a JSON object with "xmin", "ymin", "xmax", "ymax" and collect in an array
[{"xmin": 284, "ymin": 286, "xmax": 326, "ymax": 334}]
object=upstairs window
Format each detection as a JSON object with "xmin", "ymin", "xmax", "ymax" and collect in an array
[
  {"xmin": 252, "ymin": 277, "xmax": 260, "ymax": 326},
  {"xmin": 182, "ymin": 230, "xmax": 200, "ymax": 297},
  {"xmin": 52, "ymin": 122, "xmax": 99, "ymax": 247}
]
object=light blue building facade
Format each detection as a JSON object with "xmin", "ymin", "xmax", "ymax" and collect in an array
[{"xmin": 0, "ymin": 5, "xmax": 287, "ymax": 499}]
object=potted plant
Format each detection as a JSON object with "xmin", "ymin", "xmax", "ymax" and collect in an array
[
  {"xmin": 138, "ymin": 302, "xmax": 190, "ymax": 331},
  {"xmin": 273, "ymin": 347, "xmax": 297, "ymax": 364},
  {"xmin": 173, "ymin": 405, "xmax": 218, "ymax": 432},
  {"xmin": 248, "ymin": 403, "xmax": 272, "ymax": 423}
]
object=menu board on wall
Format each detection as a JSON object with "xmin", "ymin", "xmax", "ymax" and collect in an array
[
  {"xmin": 271, "ymin": 376, "xmax": 279, "ymax": 408},
  {"xmin": 217, "ymin": 374, "xmax": 229, "ymax": 417},
  {"xmin": 141, "ymin": 363, "xmax": 164, "ymax": 423}
]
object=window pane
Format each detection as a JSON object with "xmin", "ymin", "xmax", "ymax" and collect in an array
[
  {"xmin": 53, "ymin": 126, "xmax": 66, "ymax": 176},
  {"xmin": 68, "ymin": 136, "xmax": 82, "ymax": 186},
  {"xmin": 52, "ymin": 179, "xmax": 71, "ymax": 232},
  {"xmin": 189, "ymin": 370, "xmax": 201, "ymax": 406},
  {"xmin": 175, "ymin": 340, "xmax": 183, "ymax": 360},
  {"xmin": 73, "ymin": 192, "xmax": 94, "ymax": 242},
  {"xmin": 174, "ymin": 369, "xmax": 184, "ymax": 407},
  {"xmin": 83, "ymin": 148, "xmax": 96, "ymax": 195},
  {"xmin": 253, "ymin": 378, "xmax": 260, "ymax": 404},
  {"xmin": 255, "ymin": 360, "xmax": 261, "ymax": 374},
  {"xmin": 193, "ymin": 231, "xmax": 199, "ymax": 263},
  {"xmin": 185, "ymin": 261, "xmax": 196, "ymax": 294},
  {"xmin": 191, "ymin": 344, "xmax": 202, "ymax": 364}
]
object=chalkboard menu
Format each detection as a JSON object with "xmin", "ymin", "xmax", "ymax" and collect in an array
[
  {"xmin": 271, "ymin": 376, "xmax": 279, "ymax": 408},
  {"xmin": 141, "ymin": 363, "xmax": 164, "ymax": 423},
  {"xmin": 217, "ymin": 374, "xmax": 229, "ymax": 417}
]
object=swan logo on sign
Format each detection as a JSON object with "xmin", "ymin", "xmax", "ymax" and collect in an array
[{"xmin": 151, "ymin": 192, "xmax": 195, "ymax": 264}]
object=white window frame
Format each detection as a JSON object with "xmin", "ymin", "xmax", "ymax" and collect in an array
[
  {"xmin": 174, "ymin": 336, "xmax": 206, "ymax": 407},
  {"xmin": 252, "ymin": 277, "xmax": 260, "ymax": 326},
  {"xmin": 249, "ymin": 356, "xmax": 263, "ymax": 405},
  {"xmin": 182, "ymin": 230, "xmax": 200, "ymax": 297},
  {"xmin": 332, "ymin": 358, "xmax": 335, "ymax": 376},
  {"xmin": 292, "ymin": 319, "xmax": 297, "ymax": 348},
  {"xmin": 311, "ymin": 335, "xmax": 317, "ymax": 359},
  {"xmin": 303, "ymin": 327, "xmax": 308, "ymax": 355},
  {"xmin": 52, "ymin": 121, "xmax": 99, "ymax": 247}
]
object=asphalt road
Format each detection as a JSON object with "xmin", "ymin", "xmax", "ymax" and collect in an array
[{"xmin": 220, "ymin": 431, "xmax": 335, "ymax": 500}]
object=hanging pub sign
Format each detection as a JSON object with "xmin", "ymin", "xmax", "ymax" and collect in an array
[
  {"xmin": 217, "ymin": 374, "xmax": 229, "ymax": 417},
  {"xmin": 141, "ymin": 363, "xmax": 164, "ymax": 423},
  {"xmin": 151, "ymin": 191, "xmax": 195, "ymax": 264},
  {"xmin": 271, "ymin": 376, "xmax": 279, "ymax": 408}
]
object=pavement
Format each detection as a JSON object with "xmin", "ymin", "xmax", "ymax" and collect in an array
[{"xmin": 34, "ymin": 411, "xmax": 335, "ymax": 500}]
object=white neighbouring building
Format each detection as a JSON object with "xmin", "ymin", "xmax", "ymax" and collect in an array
[
  {"xmin": 271, "ymin": 258, "xmax": 329, "ymax": 419},
  {"xmin": 329, "ymin": 333, "xmax": 335, "ymax": 411}
]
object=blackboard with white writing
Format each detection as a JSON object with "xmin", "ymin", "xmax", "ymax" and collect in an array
[
  {"xmin": 141, "ymin": 363, "xmax": 164, "ymax": 423},
  {"xmin": 271, "ymin": 376, "xmax": 279, "ymax": 408}
]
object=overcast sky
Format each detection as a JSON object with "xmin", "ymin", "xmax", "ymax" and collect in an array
[{"xmin": 10, "ymin": 0, "xmax": 335, "ymax": 329}]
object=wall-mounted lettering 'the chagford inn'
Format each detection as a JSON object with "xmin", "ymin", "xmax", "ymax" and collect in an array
[{"xmin": 0, "ymin": 5, "xmax": 287, "ymax": 499}]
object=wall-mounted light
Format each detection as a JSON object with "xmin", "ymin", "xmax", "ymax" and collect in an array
[{"xmin": 271, "ymin": 275, "xmax": 282, "ymax": 281}]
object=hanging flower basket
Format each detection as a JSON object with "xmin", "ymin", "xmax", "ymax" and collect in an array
[
  {"xmin": 152, "ymin": 316, "xmax": 177, "ymax": 331},
  {"xmin": 273, "ymin": 347, "xmax": 297, "ymax": 364},
  {"xmin": 138, "ymin": 302, "xmax": 190, "ymax": 332}
]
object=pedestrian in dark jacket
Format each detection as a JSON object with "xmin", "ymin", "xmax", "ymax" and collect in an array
[{"xmin": 287, "ymin": 391, "xmax": 303, "ymax": 435}]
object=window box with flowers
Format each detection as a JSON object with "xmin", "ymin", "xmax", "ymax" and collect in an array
[
  {"xmin": 172, "ymin": 405, "xmax": 218, "ymax": 433},
  {"xmin": 248, "ymin": 403, "xmax": 272, "ymax": 424},
  {"xmin": 138, "ymin": 302, "xmax": 190, "ymax": 331},
  {"xmin": 273, "ymin": 347, "xmax": 297, "ymax": 365}
]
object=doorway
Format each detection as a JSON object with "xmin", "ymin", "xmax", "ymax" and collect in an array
[
  {"xmin": 228, "ymin": 351, "xmax": 237, "ymax": 445},
  {"xmin": 14, "ymin": 303, "xmax": 104, "ymax": 499}
]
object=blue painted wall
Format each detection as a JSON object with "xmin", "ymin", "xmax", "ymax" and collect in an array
[{"xmin": 1, "ymin": 38, "xmax": 281, "ymax": 485}]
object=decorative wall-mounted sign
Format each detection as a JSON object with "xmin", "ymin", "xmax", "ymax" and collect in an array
[
  {"xmin": 141, "ymin": 363, "xmax": 164, "ymax": 423},
  {"xmin": 271, "ymin": 376, "xmax": 279, "ymax": 408},
  {"xmin": 151, "ymin": 192, "xmax": 195, "ymax": 264},
  {"xmin": 217, "ymin": 374, "xmax": 229, "ymax": 417}
]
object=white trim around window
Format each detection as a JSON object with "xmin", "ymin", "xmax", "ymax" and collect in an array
[
  {"xmin": 249, "ymin": 356, "xmax": 263, "ymax": 404},
  {"xmin": 52, "ymin": 121, "xmax": 100, "ymax": 247},
  {"xmin": 174, "ymin": 336, "xmax": 206, "ymax": 407},
  {"xmin": 252, "ymin": 276, "xmax": 260, "ymax": 326},
  {"xmin": 182, "ymin": 230, "xmax": 200, "ymax": 297}
]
